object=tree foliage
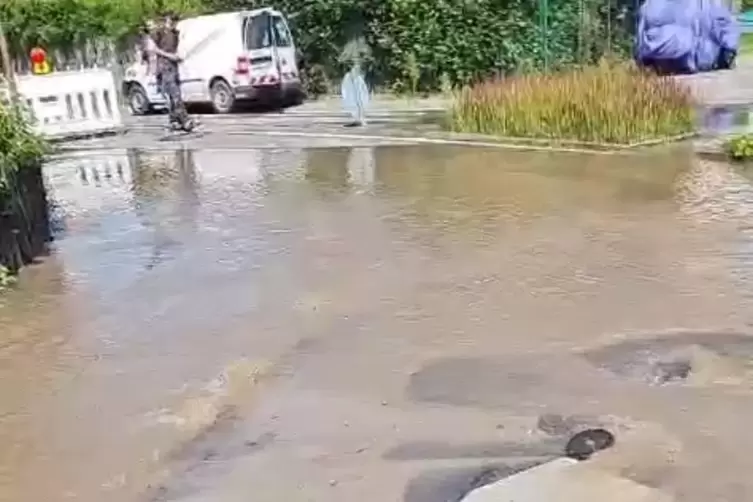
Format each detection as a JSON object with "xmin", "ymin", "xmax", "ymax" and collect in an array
[
  {"xmin": 0, "ymin": 0, "xmax": 204, "ymax": 56},
  {"xmin": 2, "ymin": 0, "xmax": 637, "ymax": 91},
  {"xmin": 211, "ymin": 0, "xmax": 637, "ymax": 92}
]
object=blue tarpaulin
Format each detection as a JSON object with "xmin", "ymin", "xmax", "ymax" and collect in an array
[{"xmin": 635, "ymin": 0, "xmax": 740, "ymax": 73}]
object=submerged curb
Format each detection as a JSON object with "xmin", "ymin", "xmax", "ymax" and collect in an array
[{"xmin": 423, "ymin": 131, "xmax": 698, "ymax": 151}]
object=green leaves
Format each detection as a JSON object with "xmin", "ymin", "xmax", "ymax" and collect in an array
[
  {"xmin": 3, "ymin": 0, "xmax": 636, "ymax": 92},
  {"xmin": 0, "ymin": 264, "xmax": 17, "ymax": 288},
  {"xmin": 0, "ymin": 100, "xmax": 47, "ymax": 217},
  {"xmin": 725, "ymin": 135, "xmax": 753, "ymax": 162},
  {"xmin": 0, "ymin": 0, "xmax": 204, "ymax": 57},
  {"xmin": 208, "ymin": 0, "xmax": 634, "ymax": 91}
]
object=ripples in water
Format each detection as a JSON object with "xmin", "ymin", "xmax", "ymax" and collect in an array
[{"xmin": 2, "ymin": 144, "xmax": 752, "ymax": 502}]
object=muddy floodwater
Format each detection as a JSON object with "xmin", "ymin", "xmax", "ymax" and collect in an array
[{"xmin": 4, "ymin": 144, "xmax": 753, "ymax": 502}]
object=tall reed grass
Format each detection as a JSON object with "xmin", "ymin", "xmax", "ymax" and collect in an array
[{"xmin": 448, "ymin": 61, "xmax": 695, "ymax": 145}]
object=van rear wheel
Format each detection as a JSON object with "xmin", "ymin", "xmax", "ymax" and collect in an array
[{"xmin": 210, "ymin": 79, "xmax": 235, "ymax": 114}]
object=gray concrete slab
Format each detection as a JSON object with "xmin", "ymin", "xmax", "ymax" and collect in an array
[
  {"xmin": 675, "ymin": 58, "xmax": 753, "ymax": 106},
  {"xmin": 461, "ymin": 458, "xmax": 674, "ymax": 502}
]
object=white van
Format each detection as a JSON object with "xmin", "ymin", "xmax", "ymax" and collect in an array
[{"xmin": 123, "ymin": 8, "xmax": 303, "ymax": 115}]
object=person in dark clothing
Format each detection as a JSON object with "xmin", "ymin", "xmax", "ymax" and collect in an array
[{"xmin": 151, "ymin": 12, "xmax": 195, "ymax": 131}]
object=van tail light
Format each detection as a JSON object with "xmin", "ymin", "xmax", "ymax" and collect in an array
[{"xmin": 235, "ymin": 56, "xmax": 250, "ymax": 75}]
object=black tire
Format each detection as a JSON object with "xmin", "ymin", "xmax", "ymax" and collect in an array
[
  {"xmin": 564, "ymin": 429, "xmax": 616, "ymax": 461},
  {"xmin": 210, "ymin": 79, "xmax": 235, "ymax": 114},
  {"xmin": 285, "ymin": 85, "xmax": 305, "ymax": 107},
  {"xmin": 715, "ymin": 49, "xmax": 737, "ymax": 71},
  {"xmin": 724, "ymin": 53, "xmax": 737, "ymax": 70},
  {"xmin": 127, "ymin": 84, "xmax": 151, "ymax": 116}
]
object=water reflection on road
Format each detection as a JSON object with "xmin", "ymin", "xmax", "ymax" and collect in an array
[{"xmin": 2, "ymin": 144, "xmax": 753, "ymax": 502}]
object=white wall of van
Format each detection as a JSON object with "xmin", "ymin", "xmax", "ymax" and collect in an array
[{"xmin": 123, "ymin": 8, "xmax": 303, "ymax": 115}]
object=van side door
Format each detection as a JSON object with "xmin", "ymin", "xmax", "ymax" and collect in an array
[{"xmin": 243, "ymin": 11, "xmax": 278, "ymax": 87}]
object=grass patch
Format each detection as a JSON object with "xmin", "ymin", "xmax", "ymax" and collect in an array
[
  {"xmin": 724, "ymin": 133, "xmax": 753, "ymax": 161},
  {"xmin": 0, "ymin": 265, "xmax": 17, "ymax": 289},
  {"xmin": 740, "ymin": 32, "xmax": 753, "ymax": 56},
  {"xmin": 447, "ymin": 61, "xmax": 696, "ymax": 145}
]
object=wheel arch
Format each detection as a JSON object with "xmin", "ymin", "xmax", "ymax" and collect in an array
[
  {"xmin": 209, "ymin": 76, "xmax": 231, "ymax": 91},
  {"xmin": 122, "ymin": 80, "xmax": 138, "ymax": 97},
  {"xmin": 123, "ymin": 81, "xmax": 152, "ymax": 115},
  {"xmin": 208, "ymin": 76, "xmax": 235, "ymax": 114}
]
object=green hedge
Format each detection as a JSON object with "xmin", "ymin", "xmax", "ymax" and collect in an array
[
  {"xmin": 211, "ymin": 0, "xmax": 637, "ymax": 92},
  {"xmin": 0, "ymin": 100, "xmax": 46, "ymax": 198},
  {"xmin": 2, "ymin": 0, "xmax": 637, "ymax": 92},
  {"xmin": 0, "ymin": 100, "xmax": 49, "ymax": 276}
]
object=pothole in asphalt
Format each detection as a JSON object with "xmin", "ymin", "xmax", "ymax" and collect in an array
[
  {"xmin": 407, "ymin": 356, "xmax": 557, "ymax": 409},
  {"xmin": 581, "ymin": 331, "xmax": 753, "ymax": 387}
]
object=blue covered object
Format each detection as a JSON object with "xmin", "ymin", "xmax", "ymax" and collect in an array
[{"xmin": 635, "ymin": 0, "xmax": 740, "ymax": 74}]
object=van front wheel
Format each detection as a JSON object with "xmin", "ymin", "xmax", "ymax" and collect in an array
[
  {"xmin": 210, "ymin": 79, "xmax": 235, "ymax": 114},
  {"xmin": 127, "ymin": 84, "xmax": 151, "ymax": 116}
]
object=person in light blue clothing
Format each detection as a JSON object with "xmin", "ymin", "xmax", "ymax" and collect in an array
[{"xmin": 341, "ymin": 62, "xmax": 370, "ymax": 127}]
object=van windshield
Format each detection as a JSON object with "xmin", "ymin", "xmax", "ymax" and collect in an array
[{"xmin": 244, "ymin": 14, "xmax": 272, "ymax": 50}]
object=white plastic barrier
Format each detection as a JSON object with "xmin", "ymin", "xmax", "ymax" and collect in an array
[{"xmin": 13, "ymin": 69, "xmax": 123, "ymax": 140}]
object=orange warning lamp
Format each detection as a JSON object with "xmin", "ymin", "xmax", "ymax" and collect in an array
[{"xmin": 30, "ymin": 47, "xmax": 51, "ymax": 75}]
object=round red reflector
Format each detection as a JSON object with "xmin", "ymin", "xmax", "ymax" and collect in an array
[{"xmin": 30, "ymin": 47, "xmax": 47, "ymax": 64}]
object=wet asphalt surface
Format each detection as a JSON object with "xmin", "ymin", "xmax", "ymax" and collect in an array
[
  {"xmin": 5, "ymin": 104, "xmax": 753, "ymax": 501},
  {"xmin": 61, "ymin": 106, "xmax": 450, "ymax": 152}
]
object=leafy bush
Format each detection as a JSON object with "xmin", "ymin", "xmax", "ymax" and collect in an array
[
  {"xmin": 0, "ymin": 265, "xmax": 17, "ymax": 288},
  {"xmin": 212, "ymin": 0, "xmax": 637, "ymax": 91},
  {"xmin": 0, "ymin": 100, "xmax": 48, "ymax": 279},
  {"xmin": 447, "ymin": 61, "xmax": 696, "ymax": 144},
  {"xmin": 0, "ymin": 0, "xmax": 204, "ymax": 56},
  {"xmin": 724, "ymin": 134, "xmax": 753, "ymax": 161},
  {"xmin": 4, "ymin": 0, "xmax": 638, "ymax": 91},
  {"xmin": 0, "ymin": 100, "xmax": 47, "ymax": 195},
  {"xmin": 301, "ymin": 64, "xmax": 332, "ymax": 98}
]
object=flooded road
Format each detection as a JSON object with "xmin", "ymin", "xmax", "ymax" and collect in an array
[{"xmin": 2, "ymin": 144, "xmax": 753, "ymax": 501}]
